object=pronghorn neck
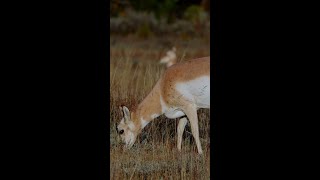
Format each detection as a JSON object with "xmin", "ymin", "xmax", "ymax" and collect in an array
[{"xmin": 131, "ymin": 81, "xmax": 163, "ymax": 132}]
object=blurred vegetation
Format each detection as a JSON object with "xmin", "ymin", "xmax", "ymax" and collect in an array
[{"xmin": 110, "ymin": 0, "xmax": 210, "ymax": 38}]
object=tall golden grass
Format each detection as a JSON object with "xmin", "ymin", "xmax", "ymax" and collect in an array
[{"xmin": 110, "ymin": 36, "xmax": 210, "ymax": 179}]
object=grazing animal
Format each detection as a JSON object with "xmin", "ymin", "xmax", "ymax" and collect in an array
[
  {"xmin": 159, "ymin": 47, "xmax": 177, "ymax": 68},
  {"xmin": 117, "ymin": 57, "xmax": 210, "ymax": 154}
]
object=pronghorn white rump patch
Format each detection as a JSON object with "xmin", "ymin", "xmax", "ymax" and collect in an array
[{"xmin": 159, "ymin": 47, "xmax": 176, "ymax": 66}]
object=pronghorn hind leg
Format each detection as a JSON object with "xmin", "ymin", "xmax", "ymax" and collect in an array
[
  {"xmin": 183, "ymin": 105, "xmax": 203, "ymax": 154},
  {"xmin": 177, "ymin": 117, "xmax": 188, "ymax": 151}
]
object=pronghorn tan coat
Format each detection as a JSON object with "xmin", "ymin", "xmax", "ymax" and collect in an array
[{"xmin": 117, "ymin": 57, "xmax": 210, "ymax": 154}]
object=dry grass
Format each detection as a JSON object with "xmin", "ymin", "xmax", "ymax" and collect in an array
[{"xmin": 110, "ymin": 36, "xmax": 210, "ymax": 179}]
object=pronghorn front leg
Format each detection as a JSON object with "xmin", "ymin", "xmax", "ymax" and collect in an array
[
  {"xmin": 184, "ymin": 105, "xmax": 203, "ymax": 154},
  {"xmin": 177, "ymin": 117, "xmax": 188, "ymax": 151}
]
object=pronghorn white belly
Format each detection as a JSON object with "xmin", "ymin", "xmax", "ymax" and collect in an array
[
  {"xmin": 160, "ymin": 96, "xmax": 186, "ymax": 119},
  {"xmin": 175, "ymin": 76, "xmax": 210, "ymax": 108}
]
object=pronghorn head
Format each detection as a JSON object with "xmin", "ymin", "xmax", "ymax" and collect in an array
[{"xmin": 116, "ymin": 105, "xmax": 138, "ymax": 149}]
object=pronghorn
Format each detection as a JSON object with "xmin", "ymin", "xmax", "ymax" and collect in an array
[
  {"xmin": 159, "ymin": 47, "xmax": 177, "ymax": 68},
  {"xmin": 117, "ymin": 57, "xmax": 210, "ymax": 154}
]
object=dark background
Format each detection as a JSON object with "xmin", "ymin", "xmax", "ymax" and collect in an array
[
  {"xmin": 109, "ymin": 0, "xmax": 210, "ymax": 39},
  {"xmin": 110, "ymin": 0, "xmax": 210, "ymax": 18},
  {"xmin": 2, "ymin": 0, "xmax": 317, "ymax": 179}
]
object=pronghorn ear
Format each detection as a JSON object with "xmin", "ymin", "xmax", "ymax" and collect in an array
[
  {"xmin": 122, "ymin": 106, "xmax": 131, "ymax": 121},
  {"xmin": 119, "ymin": 106, "xmax": 125, "ymax": 119}
]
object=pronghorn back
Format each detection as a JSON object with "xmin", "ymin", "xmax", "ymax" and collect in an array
[{"xmin": 162, "ymin": 57, "xmax": 210, "ymax": 82}]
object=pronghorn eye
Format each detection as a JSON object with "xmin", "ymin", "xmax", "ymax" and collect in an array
[{"xmin": 119, "ymin": 130, "xmax": 124, "ymax": 134}]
